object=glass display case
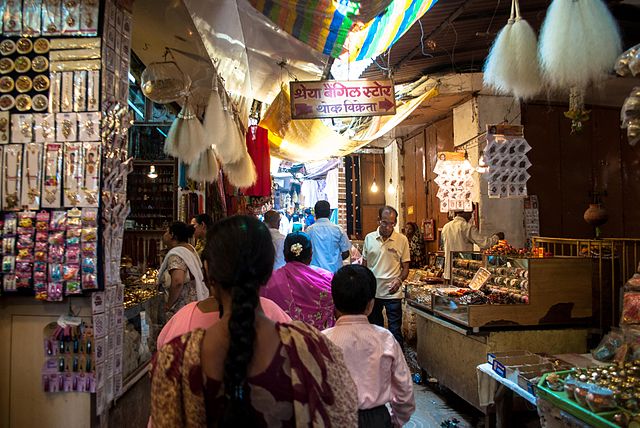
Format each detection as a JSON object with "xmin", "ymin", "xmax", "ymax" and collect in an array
[
  {"xmin": 450, "ymin": 252, "xmax": 483, "ymax": 288},
  {"xmin": 432, "ymin": 255, "xmax": 593, "ymax": 329}
]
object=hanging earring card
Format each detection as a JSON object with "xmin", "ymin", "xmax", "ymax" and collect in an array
[
  {"xmin": 80, "ymin": 142, "xmax": 99, "ymax": 207},
  {"xmin": 42, "ymin": 142, "xmax": 62, "ymax": 208},
  {"xmin": 63, "ymin": 142, "xmax": 83, "ymax": 207},
  {"xmin": 2, "ymin": 144, "xmax": 23, "ymax": 210},
  {"xmin": 22, "ymin": 142, "xmax": 43, "ymax": 209}
]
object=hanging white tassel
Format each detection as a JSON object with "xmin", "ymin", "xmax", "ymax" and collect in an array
[
  {"xmin": 163, "ymin": 99, "xmax": 206, "ymax": 164},
  {"xmin": 483, "ymin": 0, "xmax": 517, "ymax": 95},
  {"xmin": 224, "ymin": 153, "xmax": 257, "ymax": 189},
  {"xmin": 509, "ymin": 0, "xmax": 542, "ymax": 100},
  {"xmin": 214, "ymin": 93, "xmax": 246, "ymax": 165},
  {"xmin": 203, "ymin": 89, "xmax": 227, "ymax": 153},
  {"xmin": 539, "ymin": 0, "xmax": 621, "ymax": 90},
  {"xmin": 187, "ymin": 146, "xmax": 220, "ymax": 183}
]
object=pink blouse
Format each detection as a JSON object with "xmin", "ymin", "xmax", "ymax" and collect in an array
[{"xmin": 157, "ymin": 297, "xmax": 292, "ymax": 348}]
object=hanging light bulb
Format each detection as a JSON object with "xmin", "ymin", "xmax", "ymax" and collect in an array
[
  {"xmin": 387, "ymin": 177, "xmax": 396, "ymax": 195},
  {"xmin": 370, "ymin": 178, "xmax": 379, "ymax": 193},
  {"xmin": 147, "ymin": 165, "xmax": 158, "ymax": 179}
]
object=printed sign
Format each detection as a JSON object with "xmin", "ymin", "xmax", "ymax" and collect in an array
[{"xmin": 290, "ymin": 79, "xmax": 396, "ymax": 119}]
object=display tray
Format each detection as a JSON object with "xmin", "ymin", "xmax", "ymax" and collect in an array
[{"xmin": 537, "ymin": 371, "xmax": 620, "ymax": 428}]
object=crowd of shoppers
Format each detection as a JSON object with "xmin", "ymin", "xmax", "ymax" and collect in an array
[{"xmin": 151, "ymin": 204, "xmax": 416, "ymax": 427}]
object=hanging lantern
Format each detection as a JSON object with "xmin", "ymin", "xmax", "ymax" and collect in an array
[{"xmin": 140, "ymin": 60, "xmax": 190, "ymax": 104}]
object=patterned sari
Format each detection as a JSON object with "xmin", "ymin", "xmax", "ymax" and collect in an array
[
  {"xmin": 261, "ymin": 262, "xmax": 335, "ymax": 330},
  {"xmin": 150, "ymin": 321, "xmax": 358, "ymax": 427}
]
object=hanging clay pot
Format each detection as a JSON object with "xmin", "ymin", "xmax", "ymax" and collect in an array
[{"xmin": 584, "ymin": 203, "xmax": 609, "ymax": 229}]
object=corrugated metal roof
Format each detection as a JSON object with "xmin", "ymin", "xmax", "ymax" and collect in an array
[{"xmin": 361, "ymin": 0, "xmax": 640, "ymax": 84}]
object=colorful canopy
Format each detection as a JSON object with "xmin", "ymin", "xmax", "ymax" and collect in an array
[{"xmin": 344, "ymin": 0, "xmax": 438, "ymax": 61}]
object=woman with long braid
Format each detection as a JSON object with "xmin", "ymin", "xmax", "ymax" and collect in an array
[{"xmin": 150, "ymin": 215, "xmax": 358, "ymax": 427}]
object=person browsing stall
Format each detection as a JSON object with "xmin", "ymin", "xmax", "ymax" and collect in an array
[
  {"xmin": 190, "ymin": 213, "xmax": 213, "ymax": 256},
  {"xmin": 306, "ymin": 200, "xmax": 351, "ymax": 273},
  {"xmin": 263, "ymin": 210, "xmax": 286, "ymax": 270},
  {"xmin": 441, "ymin": 211, "xmax": 504, "ymax": 280},
  {"xmin": 323, "ymin": 265, "xmax": 415, "ymax": 428},
  {"xmin": 150, "ymin": 216, "xmax": 358, "ymax": 427},
  {"xmin": 362, "ymin": 206, "xmax": 410, "ymax": 348}
]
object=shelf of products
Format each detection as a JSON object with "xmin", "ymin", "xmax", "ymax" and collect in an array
[
  {"xmin": 126, "ymin": 160, "xmax": 177, "ymax": 231},
  {"xmin": 430, "ymin": 253, "xmax": 593, "ymax": 328}
]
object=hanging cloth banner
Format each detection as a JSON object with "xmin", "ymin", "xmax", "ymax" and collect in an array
[
  {"xmin": 343, "ymin": 0, "xmax": 438, "ymax": 62},
  {"xmin": 248, "ymin": 0, "xmax": 355, "ymax": 58},
  {"xmin": 260, "ymin": 85, "xmax": 438, "ymax": 162}
]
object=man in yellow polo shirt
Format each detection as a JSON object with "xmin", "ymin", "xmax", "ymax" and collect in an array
[{"xmin": 363, "ymin": 205, "xmax": 410, "ymax": 348}]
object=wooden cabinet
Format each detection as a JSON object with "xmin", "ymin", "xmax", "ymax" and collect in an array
[{"xmin": 126, "ymin": 160, "xmax": 177, "ymax": 231}]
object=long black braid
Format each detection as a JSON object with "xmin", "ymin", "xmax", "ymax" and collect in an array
[{"xmin": 202, "ymin": 215, "xmax": 275, "ymax": 426}]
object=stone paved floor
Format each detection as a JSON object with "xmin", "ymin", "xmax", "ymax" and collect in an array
[{"xmin": 407, "ymin": 383, "xmax": 480, "ymax": 427}]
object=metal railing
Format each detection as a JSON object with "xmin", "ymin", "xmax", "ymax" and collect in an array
[{"xmin": 532, "ymin": 237, "xmax": 640, "ymax": 332}]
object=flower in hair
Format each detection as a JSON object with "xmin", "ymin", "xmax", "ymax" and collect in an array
[{"xmin": 290, "ymin": 243, "xmax": 303, "ymax": 257}]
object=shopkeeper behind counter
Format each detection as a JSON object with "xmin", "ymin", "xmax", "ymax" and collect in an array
[{"xmin": 441, "ymin": 211, "xmax": 504, "ymax": 280}]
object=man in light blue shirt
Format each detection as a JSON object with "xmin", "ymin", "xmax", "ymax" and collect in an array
[{"xmin": 306, "ymin": 200, "xmax": 351, "ymax": 273}]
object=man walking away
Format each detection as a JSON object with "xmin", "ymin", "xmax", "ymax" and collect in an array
[
  {"xmin": 264, "ymin": 210, "xmax": 286, "ymax": 270},
  {"xmin": 306, "ymin": 200, "xmax": 351, "ymax": 273}
]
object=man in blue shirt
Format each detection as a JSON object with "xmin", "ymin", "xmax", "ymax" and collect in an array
[{"xmin": 306, "ymin": 200, "xmax": 351, "ymax": 273}]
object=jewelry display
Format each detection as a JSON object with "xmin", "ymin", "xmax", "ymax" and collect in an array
[
  {"xmin": 73, "ymin": 70, "xmax": 87, "ymax": 111},
  {"xmin": 32, "ymin": 94, "xmax": 48, "ymax": 111},
  {"xmin": 22, "ymin": 0, "xmax": 44, "ymax": 36},
  {"xmin": 0, "ymin": 95, "xmax": 16, "ymax": 111},
  {"xmin": 34, "ymin": 38, "xmax": 50, "ymax": 54},
  {"xmin": 3, "ymin": 145, "xmax": 23, "ymax": 210},
  {"xmin": 50, "ymin": 59, "xmax": 101, "ymax": 72},
  {"xmin": 11, "ymin": 113, "xmax": 33, "ymax": 143},
  {"xmin": 15, "ymin": 94, "xmax": 32, "ymax": 111},
  {"xmin": 0, "ymin": 58, "xmax": 15, "ymax": 74},
  {"xmin": 16, "ymin": 75, "xmax": 33, "ymax": 93},
  {"xmin": 63, "ymin": 142, "xmax": 82, "ymax": 206},
  {"xmin": 16, "ymin": 38, "xmax": 34, "ymax": 54},
  {"xmin": 32, "ymin": 56, "xmax": 49, "ymax": 72},
  {"xmin": 22, "ymin": 143, "xmax": 43, "ymax": 209},
  {"xmin": 87, "ymin": 70, "xmax": 99, "ymax": 111},
  {"xmin": 50, "ymin": 47, "xmax": 100, "ymax": 61},
  {"xmin": 77, "ymin": 112, "xmax": 100, "ymax": 141},
  {"xmin": 61, "ymin": 71, "xmax": 73, "ymax": 112},
  {"xmin": 34, "ymin": 113, "xmax": 54, "ymax": 142},
  {"xmin": 4, "ymin": 0, "xmax": 23, "ymax": 35},
  {"xmin": 81, "ymin": 142, "xmax": 99, "ymax": 206},
  {"xmin": 80, "ymin": 0, "xmax": 98, "ymax": 35},
  {"xmin": 62, "ymin": 0, "xmax": 80, "ymax": 34},
  {"xmin": 0, "ymin": 40, "xmax": 17, "ymax": 56},
  {"xmin": 0, "ymin": 112, "xmax": 9, "ymax": 143},
  {"xmin": 43, "ymin": 0, "xmax": 63, "ymax": 36},
  {"xmin": 0, "ymin": 76, "xmax": 14, "ymax": 93},
  {"xmin": 56, "ymin": 113, "xmax": 77, "ymax": 142},
  {"xmin": 50, "ymin": 37, "xmax": 100, "ymax": 50},
  {"xmin": 14, "ymin": 56, "xmax": 31, "ymax": 73},
  {"xmin": 49, "ymin": 72, "xmax": 61, "ymax": 112},
  {"xmin": 33, "ymin": 75, "xmax": 49, "ymax": 92},
  {"xmin": 42, "ymin": 142, "xmax": 62, "ymax": 207}
]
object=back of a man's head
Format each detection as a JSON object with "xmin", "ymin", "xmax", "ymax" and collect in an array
[
  {"xmin": 456, "ymin": 211, "xmax": 472, "ymax": 222},
  {"xmin": 314, "ymin": 200, "xmax": 331, "ymax": 219},
  {"xmin": 331, "ymin": 265, "xmax": 376, "ymax": 315},
  {"xmin": 263, "ymin": 210, "xmax": 280, "ymax": 229}
]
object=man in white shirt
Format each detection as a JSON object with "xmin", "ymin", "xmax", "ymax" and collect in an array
[
  {"xmin": 441, "ymin": 211, "xmax": 503, "ymax": 280},
  {"xmin": 306, "ymin": 200, "xmax": 351, "ymax": 273},
  {"xmin": 362, "ymin": 206, "xmax": 410, "ymax": 348},
  {"xmin": 264, "ymin": 210, "xmax": 286, "ymax": 270}
]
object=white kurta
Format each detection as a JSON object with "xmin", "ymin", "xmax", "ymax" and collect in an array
[{"xmin": 441, "ymin": 216, "xmax": 499, "ymax": 279}]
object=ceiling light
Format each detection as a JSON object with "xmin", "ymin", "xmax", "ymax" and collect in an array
[
  {"xmin": 387, "ymin": 177, "xmax": 396, "ymax": 195},
  {"xmin": 147, "ymin": 165, "xmax": 158, "ymax": 179},
  {"xmin": 370, "ymin": 178, "xmax": 378, "ymax": 193}
]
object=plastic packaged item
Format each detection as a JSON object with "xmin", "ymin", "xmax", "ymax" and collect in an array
[
  {"xmin": 48, "ymin": 245, "xmax": 64, "ymax": 263},
  {"xmin": 65, "ymin": 281, "xmax": 82, "ymax": 295},
  {"xmin": 574, "ymin": 383, "xmax": 592, "ymax": 407},
  {"xmin": 49, "ymin": 264, "xmax": 63, "ymax": 282},
  {"xmin": 81, "ymin": 257, "xmax": 95, "ymax": 274},
  {"xmin": 592, "ymin": 328, "xmax": 624, "ymax": 361},
  {"xmin": 63, "ymin": 264, "xmax": 80, "ymax": 281},
  {"xmin": 586, "ymin": 386, "xmax": 616, "ymax": 412},
  {"xmin": 3, "ymin": 214, "xmax": 17, "ymax": 235},
  {"xmin": 47, "ymin": 283, "xmax": 63, "ymax": 301},
  {"xmin": 82, "ymin": 273, "xmax": 97, "ymax": 289},
  {"xmin": 49, "ymin": 211, "xmax": 67, "ymax": 230},
  {"xmin": 2, "ymin": 255, "xmax": 15, "ymax": 273},
  {"xmin": 622, "ymin": 292, "xmax": 640, "ymax": 324},
  {"xmin": 65, "ymin": 246, "xmax": 80, "ymax": 264},
  {"xmin": 48, "ymin": 231, "xmax": 65, "ymax": 245}
]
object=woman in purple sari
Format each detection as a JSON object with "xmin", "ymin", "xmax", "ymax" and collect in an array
[{"xmin": 262, "ymin": 232, "xmax": 335, "ymax": 330}]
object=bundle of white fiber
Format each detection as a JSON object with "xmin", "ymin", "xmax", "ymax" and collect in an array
[
  {"xmin": 187, "ymin": 146, "xmax": 219, "ymax": 183},
  {"xmin": 203, "ymin": 90, "xmax": 227, "ymax": 153},
  {"xmin": 483, "ymin": 2, "xmax": 516, "ymax": 95},
  {"xmin": 509, "ymin": 2, "xmax": 542, "ymax": 100},
  {"xmin": 539, "ymin": 0, "xmax": 622, "ymax": 90},
  {"xmin": 163, "ymin": 100, "xmax": 206, "ymax": 164},
  {"xmin": 213, "ymin": 107, "xmax": 245, "ymax": 166},
  {"xmin": 224, "ymin": 153, "xmax": 257, "ymax": 189}
]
